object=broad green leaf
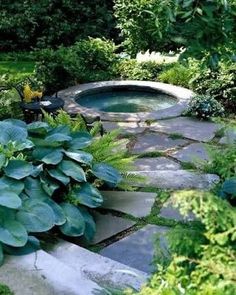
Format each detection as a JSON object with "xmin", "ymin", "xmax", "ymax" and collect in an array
[
  {"xmin": 0, "ymin": 154, "xmax": 6, "ymax": 169},
  {"xmin": 91, "ymin": 163, "xmax": 122, "ymax": 185},
  {"xmin": 3, "ymin": 236, "xmax": 40, "ymax": 256},
  {"xmin": 0, "ymin": 176, "xmax": 24, "ymax": 194},
  {"xmin": 44, "ymin": 199, "xmax": 66, "ymax": 226},
  {"xmin": 32, "ymin": 147, "xmax": 63, "ymax": 165},
  {"xmin": 14, "ymin": 139, "xmax": 34, "ymax": 151},
  {"xmin": 69, "ymin": 132, "xmax": 92, "ymax": 149},
  {"xmin": 4, "ymin": 160, "xmax": 33, "ymax": 180},
  {"xmin": 45, "ymin": 133, "xmax": 72, "ymax": 143},
  {"xmin": 48, "ymin": 169, "xmax": 70, "ymax": 185},
  {"xmin": 0, "ymin": 219, "xmax": 28, "ymax": 247},
  {"xmin": 59, "ymin": 203, "xmax": 85, "ymax": 236},
  {"xmin": 221, "ymin": 178, "xmax": 236, "ymax": 196},
  {"xmin": 31, "ymin": 164, "xmax": 44, "ymax": 177},
  {"xmin": 72, "ymin": 183, "xmax": 103, "ymax": 208},
  {"xmin": 64, "ymin": 151, "xmax": 93, "ymax": 165},
  {"xmin": 40, "ymin": 175, "xmax": 60, "ymax": 196},
  {"xmin": 0, "ymin": 122, "xmax": 28, "ymax": 145},
  {"xmin": 27, "ymin": 122, "xmax": 50, "ymax": 135},
  {"xmin": 16, "ymin": 199, "xmax": 55, "ymax": 232},
  {"xmin": 4, "ymin": 119, "xmax": 27, "ymax": 129},
  {"xmin": 0, "ymin": 189, "xmax": 22, "ymax": 209},
  {"xmin": 24, "ymin": 177, "xmax": 48, "ymax": 199},
  {"xmin": 79, "ymin": 207, "xmax": 96, "ymax": 242},
  {"xmin": 58, "ymin": 160, "xmax": 86, "ymax": 182},
  {"xmin": 47, "ymin": 125, "xmax": 70, "ymax": 136}
]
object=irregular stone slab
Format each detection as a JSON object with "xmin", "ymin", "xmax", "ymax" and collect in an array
[
  {"xmin": 0, "ymin": 250, "xmax": 102, "ymax": 295},
  {"xmin": 101, "ymin": 191, "xmax": 156, "ymax": 218},
  {"xmin": 49, "ymin": 240, "xmax": 148, "ymax": 290},
  {"xmin": 92, "ymin": 212, "xmax": 136, "ymax": 244},
  {"xmin": 134, "ymin": 157, "xmax": 181, "ymax": 171},
  {"xmin": 170, "ymin": 143, "xmax": 210, "ymax": 165},
  {"xmin": 102, "ymin": 121, "xmax": 146, "ymax": 134},
  {"xmin": 159, "ymin": 196, "xmax": 196, "ymax": 222},
  {"xmin": 150, "ymin": 117, "xmax": 220, "ymax": 142},
  {"xmin": 132, "ymin": 133, "xmax": 188, "ymax": 154},
  {"xmin": 131, "ymin": 170, "xmax": 220, "ymax": 189},
  {"xmin": 100, "ymin": 225, "xmax": 170, "ymax": 273},
  {"xmin": 219, "ymin": 128, "xmax": 236, "ymax": 144}
]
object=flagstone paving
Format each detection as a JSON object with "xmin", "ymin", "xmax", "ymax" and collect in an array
[
  {"xmin": 101, "ymin": 191, "xmax": 156, "ymax": 218},
  {"xmin": 100, "ymin": 225, "xmax": 170, "ymax": 273},
  {"xmin": 150, "ymin": 117, "xmax": 220, "ymax": 142},
  {"xmin": 131, "ymin": 132, "xmax": 189, "ymax": 154},
  {"xmin": 170, "ymin": 143, "xmax": 210, "ymax": 165},
  {"xmin": 134, "ymin": 157, "xmax": 181, "ymax": 171}
]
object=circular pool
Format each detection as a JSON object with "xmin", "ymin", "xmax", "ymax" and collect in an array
[
  {"xmin": 58, "ymin": 81, "xmax": 194, "ymax": 122},
  {"xmin": 76, "ymin": 87, "xmax": 176, "ymax": 113}
]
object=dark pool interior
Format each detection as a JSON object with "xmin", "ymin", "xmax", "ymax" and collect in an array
[{"xmin": 76, "ymin": 86, "xmax": 177, "ymax": 113}]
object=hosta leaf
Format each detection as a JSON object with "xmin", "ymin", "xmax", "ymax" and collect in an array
[
  {"xmin": 32, "ymin": 147, "xmax": 63, "ymax": 165},
  {"xmin": 27, "ymin": 122, "xmax": 50, "ymax": 135},
  {"xmin": 4, "ymin": 160, "xmax": 34, "ymax": 180},
  {"xmin": 3, "ymin": 236, "xmax": 40, "ymax": 256},
  {"xmin": 31, "ymin": 164, "xmax": 44, "ymax": 177},
  {"xmin": 45, "ymin": 133, "xmax": 72, "ymax": 143},
  {"xmin": 47, "ymin": 125, "xmax": 70, "ymax": 136},
  {"xmin": 0, "ymin": 176, "xmax": 24, "ymax": 194},
  {"xmin": 64, "ymin": 151, "xmax": 93, "ymax": 165},
  {"xmin": 0, "ymin": 219, "xmax": 28, "ymax": 247},
  {"xmin": 14, "ymin": 139, "xmax": 34, "ymax": 151},
  {"xmin": 58, "ymin": 160, "xmax": 86, "ymax": 182},
  {"xmin": 4, "ymin": 119, "xmax": 27, "ymax": 129},
  {"xmin": 0, "ymin": 189, "xmax": 22, "ymax": 209},
  {"xmin": 16, "ymin": 199, "xmax": 55, "ymax": 232},
  {"xmin": 72, "ymin": 183, "xmax": 103, "ymax": 208},
  {"xmin": 69, "ymin": 132, "xmax": 92, "ymax": 149},
  {"xmin": 59, "ymin": 203, "xmax": 85, "ymax": 236},
  {"xmin": 221, "ymin": 178, "xmax": 236, "ymax": 197},
  {"xmin": 0, "ymin": 122, "xmax": 28, "ymax": 145},
  {"xmin": 79, "ymin": 207, "xmax": 96, "ymax": 242},
  {"xmin": 0, "ymin": 154, "xmax": 6, "ymax": 169},
  {"xmin": 44, "ymin": 199, "xmax": 66, "ymax": 226},
  {"xmin": 91, "ymin": 163, "xmax": 122, "ymax": 185},
  {"xmin": 40, "ymin": 175, "xmax": 60, "ymax": 196},
  {"xmin": 48, "ymin": 169, "xmax": 70, "ymax": 185},
  {"xmin": 24, "ymin": 177, "xmax": 48, "ymax": 199}
]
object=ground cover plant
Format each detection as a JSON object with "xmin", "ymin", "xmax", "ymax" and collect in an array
[{"xmin": 0, "ymin": 118, "xmax": 130, "ymax": 265}]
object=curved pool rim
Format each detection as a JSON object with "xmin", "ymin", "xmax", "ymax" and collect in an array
[{"xmin": 58, "ymin": 81, "xmax": 194, "ymax": 122}]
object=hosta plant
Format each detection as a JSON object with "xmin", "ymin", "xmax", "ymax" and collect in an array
[{"xmin": 0, "ymin": 119, "xmax": 123, "ymax": 265}]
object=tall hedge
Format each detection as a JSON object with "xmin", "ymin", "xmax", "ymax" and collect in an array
[{"xmin": 0, "ymin": 0, "xmax": 116, "ymax": 51}]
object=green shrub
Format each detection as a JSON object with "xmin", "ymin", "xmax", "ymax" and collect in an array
[
  {"xmin": 190, "ymin": 61, "xmax": 236, "ymax": 113},
  {"xmin": 117, "ymin": 59, "xmax": 164, "ymax": 81},
  {"xmin": 0, "ymin": 284, "xmax": 13, "ymax": 295},
  {"xmin": 130, "ymin": 190, "xmax": 236, "ymax": 295},
  {"xmin": 0, "ymin": 89, "xmax": 22, "ymax": 120},
  {"xmin": 0, "ymin": 1, "xmax": 116, "ymax": 51},
  {"xmin": 158, "ymin": 63, "xmax": 191, "ymax": 87},
  {"xmin": 114, "ymin": 0, "xmax": 236, "ymax": 60},
  {"xmin": 35, "ymin": 38, "xmax": 118, "ymax": 94},
  {"xmin": 0, "ymin": 118, "xmax": 127, "ymax": 265},
  {"xmin": 186, "ymin": 94, "xmax": 225, "ymax": 120}
]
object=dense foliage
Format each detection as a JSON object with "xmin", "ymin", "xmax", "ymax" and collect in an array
[
  {"xmin": 130, "ymin": 190, "xmax": 236, "ymax": 295},
  {"xmin": 186, "ymin": 94, "xmax": 225, "ymax": 120},
  {"xmin": 115, "ymin": 0, "xmax": 236, "ymax": 60},
  {"xmin": 35, "ymin": 38, "xmax": 118, "ymax": 94},
  {"xmin": 0, "ymin": 0, "xmax": 116, "ymax": 51},
  {"xmin": 0, "ymin": 284, "xmax": 13, "ymax": 295},
  {"xmin": 0, "ymin": 118, "xmax": 126, "ymax": 265}
]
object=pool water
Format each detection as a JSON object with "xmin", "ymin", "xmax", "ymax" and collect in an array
[{"xmin": 77, "ymin": 90, "xmax": 176, "ymax": 113}]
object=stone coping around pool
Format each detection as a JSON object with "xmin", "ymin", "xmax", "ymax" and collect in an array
[{"xmin": 58, "ymin": 80, "xmax": 194, "ymax": 122}]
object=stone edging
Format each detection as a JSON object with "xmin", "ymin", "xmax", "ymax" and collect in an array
[{"xmin": 58, "ymin": 80, "xmax": 194, "ymax": 122}]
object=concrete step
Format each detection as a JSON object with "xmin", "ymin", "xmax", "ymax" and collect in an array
[
  {"xmin": 0, "ymin": 250, "xmax": 103, "ymax": 295},
  {"xmin": 48, "ymin": 240, "xmax": 148, "ymax": 291}
]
